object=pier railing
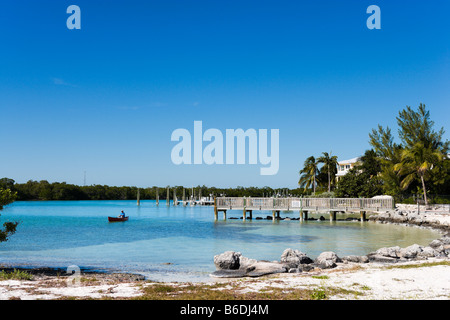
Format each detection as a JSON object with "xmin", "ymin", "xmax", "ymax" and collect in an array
[{"xmin": 216, "ymin": 197, "xmax": 394, "ymax": 212}]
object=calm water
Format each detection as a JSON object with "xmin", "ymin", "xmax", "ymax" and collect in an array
[{"xmin": 0, "ymin": 200, "xmax": 441, "ymax": 282}]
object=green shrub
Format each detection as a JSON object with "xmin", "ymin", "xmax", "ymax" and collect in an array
[{"xmin": 0, "ymin": 269, "xmax": 33, "ymax": 281}]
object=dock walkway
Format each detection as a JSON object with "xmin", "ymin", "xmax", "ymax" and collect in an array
[{"xmin": 214, "ymin": 196, "xmax": 394, "ymax": 221}]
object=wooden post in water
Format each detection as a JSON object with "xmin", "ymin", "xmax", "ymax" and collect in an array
[
  {"xmin": 137, "ymin": 189, "xmax": 140, "ymax": 206},
  {"xmin": 360, "ymin": 211, "xmax": 366, "ymax": 222},
  {"xmin": 330, "ymin": 211, "xmax": 336, "ymax": 221},
  {"xmin": 156, "ymin": 188, "xmax": 159, "ymax": 206},
  {"xmin": 214, "ymin": 197, "xmax": 218, "ymax": 220},
  {"xmin": 299, "ymin": 197, "xmax": 303, "ymax": 221},
  {"xmin": 243, "ymin": 197, "xmax": 246, "ymax": 220},
  {"xmin": 183, "ymin": 188, "xmax": 186, "ymax": 206},
  {"xmin": 166, "ymin": 187, "xmax": 170, "ymax": 206},
  {"xmin": 174, "ymin": 189, "xmax": 177, "ymax": 206},
  {"xmin": 272, "ymin": 210, "xmax": 280, "ymax": 220}
]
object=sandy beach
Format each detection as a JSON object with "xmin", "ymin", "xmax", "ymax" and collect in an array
[{"xmin": 0, "ymin": 258, "xmax": 449, "ymax": 300}]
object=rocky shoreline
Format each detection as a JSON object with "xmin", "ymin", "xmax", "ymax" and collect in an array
[
  {"xmin": 1, "ymin": 206, "xmax": 449, "ymax": 300},
  {"xmin": 368, "ymin": 204, "xmax": 450, "ymax": 232},
  {"xmin": 211, "ymin": 206, "xmax": 450, "ymax": 278}
]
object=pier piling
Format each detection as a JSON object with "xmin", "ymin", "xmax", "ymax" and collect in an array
[
  {"xmin": 272, "ymin": 210, "xmax": 280, "ymax": 220},
  {"xmin": 330, "ymin": 211, "xmax": 336, "ymax": 221},
  {"xmin": 214, "ymin": 197, "xmax": 218, "ymax": 220},
  {"xmin": 360, "ymin": 211, "xmax": 366, "ymax": 222},
  {"xmin": 156, "ymin": 188, "xmax": 159, "ymax": 206},
  {"xmin": 166, "ymin": 187, "xmax": 170, "ymax": 206}
]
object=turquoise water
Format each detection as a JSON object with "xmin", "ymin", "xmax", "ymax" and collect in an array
[{"xmin": 0, "ymin": 200, "xmax": 441, "ymax": 282}]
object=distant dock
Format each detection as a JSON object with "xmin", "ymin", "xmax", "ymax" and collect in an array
[
  {"xmin": 176, "ymin": 198, "xmax": 215, "ymax": 206},
  {"xmin": 214, "ymin": 196, "xmax": 394, "ymax": 221}
]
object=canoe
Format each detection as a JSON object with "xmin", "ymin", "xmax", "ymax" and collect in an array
[{"xmin": 108, "ymin": 216, "xmax": 129, "ymax": 222}]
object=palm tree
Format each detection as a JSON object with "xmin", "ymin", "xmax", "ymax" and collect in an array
[
  {"xmin": 394, "ymin": 141, "xmax": 444, "ymax": 206},
  {"xmin": 317, "ymin": 152, "xmax": 338, "ymax": 192},
  {"xmin": 298, "ymin": 156, "xmax": 319, "ymax": 194}
]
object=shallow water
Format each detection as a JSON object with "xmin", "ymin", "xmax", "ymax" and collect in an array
[{"xmin": 0, "ymin": 200, "xmax": 441, "ymax": 282}]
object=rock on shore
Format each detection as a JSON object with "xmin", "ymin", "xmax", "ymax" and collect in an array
[
  {"xmin": 369, "ymin": 205, "xmax": 450, "ymax": 231},
  {"xmin": 280, "ymin": 248, "xmax": 313, "ymax": 268},
  {"xmin": 211, "ymin": 251, "xmax": 286, "ymax": 278},
  {"xmin": 211, "ymin": 248, "xmax": 343, "ymax": 278},
  {"xmin": 211, "ymin": 208, "xmax": 450, "ymax": 278},
  {"xmin": 211, "ymin": 234, "xmax": 450, "ymax": 278}
]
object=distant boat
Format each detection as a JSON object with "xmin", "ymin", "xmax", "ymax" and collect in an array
[{"xmin": 108, "ymin": 216, "xmax": 129, "ymax": 222}]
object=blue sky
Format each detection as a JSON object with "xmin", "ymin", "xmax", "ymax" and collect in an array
[{"xmin": 0, "ymin": 0, "xmax": 449, "ymax": 188}]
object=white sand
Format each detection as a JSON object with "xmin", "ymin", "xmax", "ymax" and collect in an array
[
  {"xmin": 0, "ymin": 278, "xmax": 143, "ymax": 300},
  {"xmin": 231, "ymin": 259, "xmax": 450, "ymax": 300},
  {"xmin": 0, "ymin": 259, "xmax": 448, "ymax": 300}
]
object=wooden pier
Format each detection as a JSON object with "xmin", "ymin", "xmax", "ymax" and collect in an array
[{"xmin": 214, "ymin": 196, "xmax": 394, "ymax": 222}]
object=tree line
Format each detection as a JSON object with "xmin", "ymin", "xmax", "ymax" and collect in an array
[
  {"xmin": 0, "ymin": 178, "xmax": 307, "ymax": 201},
  {"xmin": 298, "ymin": 104, "xmax": 450, "ymax": 204}
]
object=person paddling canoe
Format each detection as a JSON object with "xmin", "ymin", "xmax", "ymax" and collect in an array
[{"xmin": 118, "ymin": 210, "xmax": 126, "ymax": 218}]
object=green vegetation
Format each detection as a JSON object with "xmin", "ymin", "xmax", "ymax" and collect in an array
[
  {"xmin": 132, "ymin": 282, "xmax": 362, "ymax": 300},
  {"xmin": 317, "ymin": 152, "xmax": 339, "ymax": 193},
  {"xmin": 0, "ymin": 186, "xmax": 17, "ymax": 210},
  {"xmin": 0, "ymin": 269, "xmax": 33, "ymax": 281},
  {"xmin": 299, "ymin": 104, "xmax": 450, "ymax": 202},
  {"xmin": 394, "ymin": 142, "xmax": 444, "ymax": 205},
  {"xmin": 334, "ymin": 149, "xmax": 384, "ymax": 198},
  {"xmin": 384, "ymin": 260, "xmax": 450, "ymax": 270},
  {"xmin": 370, "ymin": 104, "xmax": 449, "ymax": 204},
  {"xmin": 298, "ymin": 156, "xmax": 320, "ymax": 194},
  {"xmin": 0, "ymin": 185, "xmax": 19, "ymax": 243},
  {"xmin": 1, "ymin": 178, "xmax": 305, "ymax": 201},
  {"xmin": 298, "ymin": 153, "xmax": 338, "ymax": 195},
  {"xmin": 310, "ymin": 288, "xmax": 327, "ymax": 300}
]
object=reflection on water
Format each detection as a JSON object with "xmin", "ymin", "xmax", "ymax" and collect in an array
[{"xmin": 0, "ymin": 201, "xmax": 442, "ymax": 282}]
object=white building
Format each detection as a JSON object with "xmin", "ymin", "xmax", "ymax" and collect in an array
[{"xmin": 336, "ymin": 157, "xmax": 360, "ymax": 181}]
